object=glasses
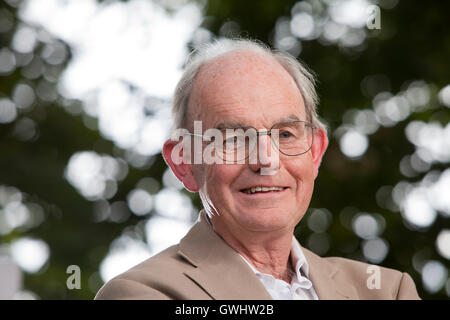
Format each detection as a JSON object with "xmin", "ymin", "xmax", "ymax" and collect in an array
[{"xmin": 186, "ymin": 120, "xmax": 316, "ymax": 163}]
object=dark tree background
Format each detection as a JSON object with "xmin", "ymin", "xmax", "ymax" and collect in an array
[{"xmin": 0, "ymin": 0, "xmax": 449, "ymax": 299}]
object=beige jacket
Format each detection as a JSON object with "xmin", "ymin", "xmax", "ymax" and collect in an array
[{"xmin": 95, "ymin": 211, "xmax": 421, "ymax": 300}]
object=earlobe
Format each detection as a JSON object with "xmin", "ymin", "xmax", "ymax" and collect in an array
[
  {"xmin": 162, "ymin": 139, "xmax": 200, "ymax": 192},
  {"xmin": 311, "ymin": 128, "xmax": 329, "ymax": 178}
]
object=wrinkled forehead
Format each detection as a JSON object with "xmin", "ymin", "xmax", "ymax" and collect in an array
[{"xmin": 186, "ymin": 50, "xmax": 306, "ymax": 129}]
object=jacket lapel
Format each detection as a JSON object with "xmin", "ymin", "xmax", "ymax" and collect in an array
[
  {"xmin": 302, "ymin": 247, "xmax": 359, "ymax": 300},
  {"xmin": 178, "ymin": 211, "xmax": 272, "ymax": 300}
]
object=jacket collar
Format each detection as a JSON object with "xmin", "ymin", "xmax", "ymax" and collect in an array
[
  {"xmin": 178, "ymin": 210, "xmax": 359, "ymax": 300},
  {"xmin": 301, "ymin": 247, "xmax": 359, "ymax": 299}
]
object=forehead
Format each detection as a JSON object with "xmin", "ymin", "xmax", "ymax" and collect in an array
[{"xmin": 188, "ymin": 50, "xmax": 306, "ymax": 129}]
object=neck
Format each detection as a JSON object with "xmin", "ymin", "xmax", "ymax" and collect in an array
[{"xmin": 210, "ymin": 215, "xmax": 295, "ymax": 283}]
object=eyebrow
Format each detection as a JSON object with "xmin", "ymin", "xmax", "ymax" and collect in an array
[{"xmin": 214, "ymin": 114, "xmax": 302, "ymax": 129}]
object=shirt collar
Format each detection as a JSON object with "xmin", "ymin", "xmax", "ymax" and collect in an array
[
  {"xmin": 290, "ymin": 237, "xmax": 313, "ymax": 289},
  {"xmin": 291, "ymin": 236, "xmax": 310, "ymax": 279}
]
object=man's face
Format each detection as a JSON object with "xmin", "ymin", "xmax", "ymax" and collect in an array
[{"xmin": 182, "ymin": 51, "xmax": 327, "ymax": 234}]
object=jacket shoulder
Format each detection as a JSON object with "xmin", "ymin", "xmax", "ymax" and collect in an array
[
  {"xmin": 95, "ymin": 244, "xmax": 208, "ymax": 300},
  {"xmin": 323, "ymin": 256, "xmax": 420, "ymax": 299}
]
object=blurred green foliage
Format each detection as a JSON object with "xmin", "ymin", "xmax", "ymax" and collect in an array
[{"xmin": 0, "ymin": 0, "xmax": 449, "ymax": 299}]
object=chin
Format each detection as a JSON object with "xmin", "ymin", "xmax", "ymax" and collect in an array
[{"xmin": 236, "ymin": 207, "xmax": 296, "ymax": 231}]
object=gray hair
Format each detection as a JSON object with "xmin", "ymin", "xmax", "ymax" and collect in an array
[{"xmin": 172, "ymin": 38, "xmax": 327, "ymax": 133}]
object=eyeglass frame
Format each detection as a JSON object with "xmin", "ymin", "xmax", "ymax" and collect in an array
[{"xmin": 184, "ymin": 119, "xmax": 317, "ymax": 160}]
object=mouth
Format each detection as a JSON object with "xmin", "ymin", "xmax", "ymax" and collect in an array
[{"xmin": 240, "ymin": 186, "xmax": 288, "ymax": 195}]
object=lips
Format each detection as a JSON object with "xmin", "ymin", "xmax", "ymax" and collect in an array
[{"xmin": 241, "ymin": 186, "xmax": 287, "ymax": 194}]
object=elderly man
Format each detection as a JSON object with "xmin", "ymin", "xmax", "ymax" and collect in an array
[{"xmin": 95, "ymin": 39, "xmax": 420, "ymax": 300}]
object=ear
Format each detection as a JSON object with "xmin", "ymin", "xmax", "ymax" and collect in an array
[
  {"xmin": 310, "ymin": 128, "xmax": 329, "ymax": 179},
  {"xmin": 162, "ymin": 139, "xmax": 199, "ymax": 192}
]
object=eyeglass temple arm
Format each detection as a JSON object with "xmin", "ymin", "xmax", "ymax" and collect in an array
[{"xmin": 186, "ymin": 133, "xmax": 213, "ymax": 141}]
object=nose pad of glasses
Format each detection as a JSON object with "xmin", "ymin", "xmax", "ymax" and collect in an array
[
  {"xmin": 259, "ymin": 133, "xmax": 277, "ymax": 157},
  {"xmin": 244, "ymin": 132, "xmax": 273, "ymax": 164}
]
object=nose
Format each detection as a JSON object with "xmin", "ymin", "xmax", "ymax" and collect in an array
[{"xmin": 248, "ymin": 132, "xmax": 280, "ymax": 175}]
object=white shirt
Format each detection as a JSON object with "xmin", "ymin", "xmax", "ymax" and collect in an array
[{"xmin": 239, "ymin": 237, "xmax": 319, "ymax": 300}]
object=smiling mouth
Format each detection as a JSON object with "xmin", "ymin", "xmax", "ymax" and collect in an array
[{"xmin": 240, "ymin": 186, "xmax": 287, "ymax": 195}]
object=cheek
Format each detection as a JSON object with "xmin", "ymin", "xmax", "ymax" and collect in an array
[
  {"xmin": 285, "ymin": 159, "xmax": 315, "ymax": 220},
  {"xmin": 201, "ymin": 164, "xmax": 242, "ymax": 194},
  {"xmin": 287, "ymin": 156, "xmax": 316, "ymax": 192}
]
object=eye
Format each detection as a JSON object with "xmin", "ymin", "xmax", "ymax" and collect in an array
[{"xmin": 280, "ymin": 131, "xmax": 293, "ymax": 138}]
